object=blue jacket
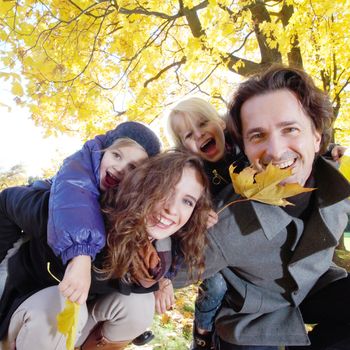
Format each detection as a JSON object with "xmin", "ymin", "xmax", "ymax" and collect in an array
[{"xmin": 47, "ymin": 134, "xmax": 107, "ymax": 264}]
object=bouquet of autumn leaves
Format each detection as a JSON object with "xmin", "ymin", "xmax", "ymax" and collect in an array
[{"xmin": 55, "ymin": 156, "xmax": 350, "ymax": 350}]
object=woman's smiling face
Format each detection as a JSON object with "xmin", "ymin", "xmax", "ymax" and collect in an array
[{"xmin": 146, "ymin": 165, "xmax": 204, "ymax": 240}]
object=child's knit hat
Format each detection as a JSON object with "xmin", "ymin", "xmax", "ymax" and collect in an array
[{"xmin": 105, "ymin": 121, "xmax": 161, "ymax": 157}]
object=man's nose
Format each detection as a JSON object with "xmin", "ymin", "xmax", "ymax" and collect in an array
[{"xmin": 265, "ymin": 135, "xmax": 284, "ymax": 160}]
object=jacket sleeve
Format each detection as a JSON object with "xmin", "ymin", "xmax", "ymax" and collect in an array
[
  {"xmin": 47, "ymin": 136, "xmax": 107, "ymax": 264},
  {"xmin": 171, "ymin": 232, "xmax": 227, "ymax": 289},
  {"xmin": 0, "ymin": 186, "xmax": 50, "ymax": 262}
]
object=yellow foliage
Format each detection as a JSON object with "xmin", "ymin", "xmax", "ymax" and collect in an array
[
  {"xmin": 339, "ymin": 155, "xmax": 350, "ymax": 183},
  {"xmin": 0, "ymin": 0, "xmax": 349, "ymax": 140},
  {"xmin": 57, "ymin": 300, "xmax": 80, "ymax": 350},
  {"xmin": 11, "ymin": 81, "xmax": 24, "ymax": 97},
  {"xmin": 161, "ymin": 312, "xmax": 171, "ymax": 325},
  {"xmin": 228, "ymin": 163, "xmax": 315, "ymax": 207}
]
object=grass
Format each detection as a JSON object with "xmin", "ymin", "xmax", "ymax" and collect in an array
[
  {"xmin": 126, "ymin": 284, "xmax": 198, "ymax": 350},
  {"xmin": 344, "ymin": 233, "xmax": 350, "ymax": 250}
]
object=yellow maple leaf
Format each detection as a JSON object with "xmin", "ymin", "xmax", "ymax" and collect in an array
[
  {"xmin": 57, "ymin": 300, "xmax": 80, "ymax": 350},
  {"xmin": 339, "ymin": 154, "xmax": 350, "ymax": 182},
  {"xmin": 161, "ymin": 312, "xmax": 171, "ymax": 325},
  {"xmin": 227, "ymin": 163, "xmax": 315, "ymax": 207}
]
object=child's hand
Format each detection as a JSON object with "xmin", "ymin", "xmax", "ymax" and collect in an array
[
  {"xmin": 59, "ymin": 255, "xmax": 92, "ymax": 304},
  {"xmin": 331, "ymin": 145, "xmax": 347, "ymax": 162},
  {"xmin": 207, "ymin": 209, "xmax": 218, "ymax": 229},
  {"xmin": 154, "ymin": 278, "xmax": 175, "ymax": 314}
]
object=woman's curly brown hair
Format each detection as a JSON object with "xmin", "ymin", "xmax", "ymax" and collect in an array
[{"xmin": 99, "ymin": 150, "xmax": 212, "ymax": 283}]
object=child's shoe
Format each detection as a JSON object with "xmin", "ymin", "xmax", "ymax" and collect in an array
[
  {"xmin": 191, "ymin": 329, "xmax": 214, "ymax": 350},
  {"xmin": 132, "ymin": 331, "xmax": 154, "ymax": 346}
]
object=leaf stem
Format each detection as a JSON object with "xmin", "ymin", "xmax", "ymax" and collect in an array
[
  {"xmin": 217, "ymin": 198, "xmax": 249, "ymax": 215},
  {"xmin": 47, "ymin": 262, "xmax": 61, "ymax": 283}
]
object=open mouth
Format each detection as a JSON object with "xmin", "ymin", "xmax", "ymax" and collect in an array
[
  {"xmin": 151, "ymin": 215, "xmax": 175, "ymax": 229},
  {"xmin": 103, "ymin": 171, "xmax": 121, "ymax": 188},
  {"xmin": 262, "ymin": 158, "xmax": 297, "ymax": 170},
  {"xmin": 200, "ymin": 138, "xmax": 217, "ymax": 154},
  {"xmin": 273, "ymin": 158, "xmax": 297, "ymax": 170}
]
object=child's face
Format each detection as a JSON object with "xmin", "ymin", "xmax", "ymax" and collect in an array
[
  {"xmin": 100, "ymin": 144, "xmax": 148, "ymax": 191},
  {"xmin": 146, "ymin": 166, "xmax": 204, "ymax": 240},
  {"xmin": 172, "ymin": 113, "xmax": 226, "ymax": 162}
]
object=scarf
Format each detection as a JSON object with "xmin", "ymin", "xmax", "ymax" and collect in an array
[{"xmin": 132, "ymin": 239, "xmax": 172, "ymax": 288}]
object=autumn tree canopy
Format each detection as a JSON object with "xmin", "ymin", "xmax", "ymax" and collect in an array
[{"xmin": 1, "ymin": 0, "xmax": 349, "ymax": 142}]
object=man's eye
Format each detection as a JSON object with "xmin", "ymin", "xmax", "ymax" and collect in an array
[
  {"xmin": 249, "ymin": 133, "xmax": 264, "ymax": 142},
  {"xmin": 284, "ymin": 127, "xmax": 299, "ymax": 134}
]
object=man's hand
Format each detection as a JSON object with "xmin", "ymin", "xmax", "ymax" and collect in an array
[
  {"xmin": 154, "ymin": 278, "xmax": 175, "ymax": 314},
  {"xmin": 331, "ymin": 145, "xmax": 347, "ymax": 162},
  {"xmin": 207, "ymin": 209, "xmax": 218, "ymax": 229},
  {"xmin": 59, "ymin": 255, "xmax": 92, "ymax": 304}
]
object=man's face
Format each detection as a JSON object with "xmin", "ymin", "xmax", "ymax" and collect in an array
[{"xmin": 241, "ymin": 89, "xmax": 321, "ymax": 186}]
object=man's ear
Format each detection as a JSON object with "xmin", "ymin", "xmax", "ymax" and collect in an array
[{"xmin": 314, "ymin": 129, "xmax": 322, "ymax": 153}]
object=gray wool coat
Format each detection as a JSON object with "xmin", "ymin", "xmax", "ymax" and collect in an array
[{"xmin": 173, "ymin": 157, "xmax": 350, "ymax": 346}]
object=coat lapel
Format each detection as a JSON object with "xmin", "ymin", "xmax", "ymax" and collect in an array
[
  {"xmin": 290, "ymin": 157, "xmax": 350, "ymax": 263},
  {"xmin": 251, "ymin": 201, "xmax": 292, "ymax": 240}
]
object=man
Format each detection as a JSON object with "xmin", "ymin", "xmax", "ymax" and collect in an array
[{"xmin": 173, "ymin": 66, "xmax": 350, "ymax": 350}]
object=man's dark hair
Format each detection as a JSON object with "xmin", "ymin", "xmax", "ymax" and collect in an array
[{"xmin": 228, "ymin": 65, "xmax": 334, "ymax": 154}]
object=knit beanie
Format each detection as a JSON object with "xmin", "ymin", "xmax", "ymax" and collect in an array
[{"xmin": 104, "ymin": 121, "xmax": 161, "ymax": 157}]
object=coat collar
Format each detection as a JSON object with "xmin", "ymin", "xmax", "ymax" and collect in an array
[
  {"xmin": 248, "ymin": 156, "xmax": 350, "ymax": 240},
  {"xmin": 314, "ymin": 156, "xmax": 350, "ymax": 207},
  {"xmin": 250, "ymin": 201, "xmax": 292, "ymax": 240}
]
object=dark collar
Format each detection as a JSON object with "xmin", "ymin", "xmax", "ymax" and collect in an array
[{"xmin": 314, "ymin": 156, "xmax": 350, "ymax": 207}]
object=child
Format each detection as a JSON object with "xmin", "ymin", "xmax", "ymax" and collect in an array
[
  {"xmin": 47, "ymin": 121, "xmax": 161, "ymax": 305},
  {"xmin": 167, "ymin": 97, "xmax": 248, "ymax": 196},
  {"xmin": 0, "ymin": 121, "xmax": 160, "ymax": 300},
  {"xmin": 166, "ymin": 96, "xmax": 347, "ymax": 350},
  {"xmin": 0, "ymin": 151, "xmax": 211, "ymax": 350}
]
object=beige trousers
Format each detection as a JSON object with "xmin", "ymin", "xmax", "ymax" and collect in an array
[{"xmin": 1, "ymin": 285, "xmax": 155, "ymax": 350}]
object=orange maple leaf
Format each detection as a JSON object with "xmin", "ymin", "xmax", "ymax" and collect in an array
[{"xmin": 218, "ymin": 163, "xmax": 315, "ymax": 214}]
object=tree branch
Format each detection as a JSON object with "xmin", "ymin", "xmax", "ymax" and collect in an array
[
  {"xmin": 144, "ymin": 56, "xmax": 186, "ymax": 87},
  {"xmin": 247, "ymin": 0, "xmax": 282, "ymax": 64}
]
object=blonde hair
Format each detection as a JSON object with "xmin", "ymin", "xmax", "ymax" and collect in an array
[{"xmin": 167, "ymin": 97, "xmax": 222, "ymax": 147}]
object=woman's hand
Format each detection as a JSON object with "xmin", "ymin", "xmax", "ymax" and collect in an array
[
  {"xmin": 154, "ymin": 278, "xmax": 175, "ymax": 314},
  {"xmin": 59, "ymin": 255, "xmax": 92, "ymax": 304},
  {"xmin": 206, "ymin": 209, "xmax": 218, "ymax": 229}
]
